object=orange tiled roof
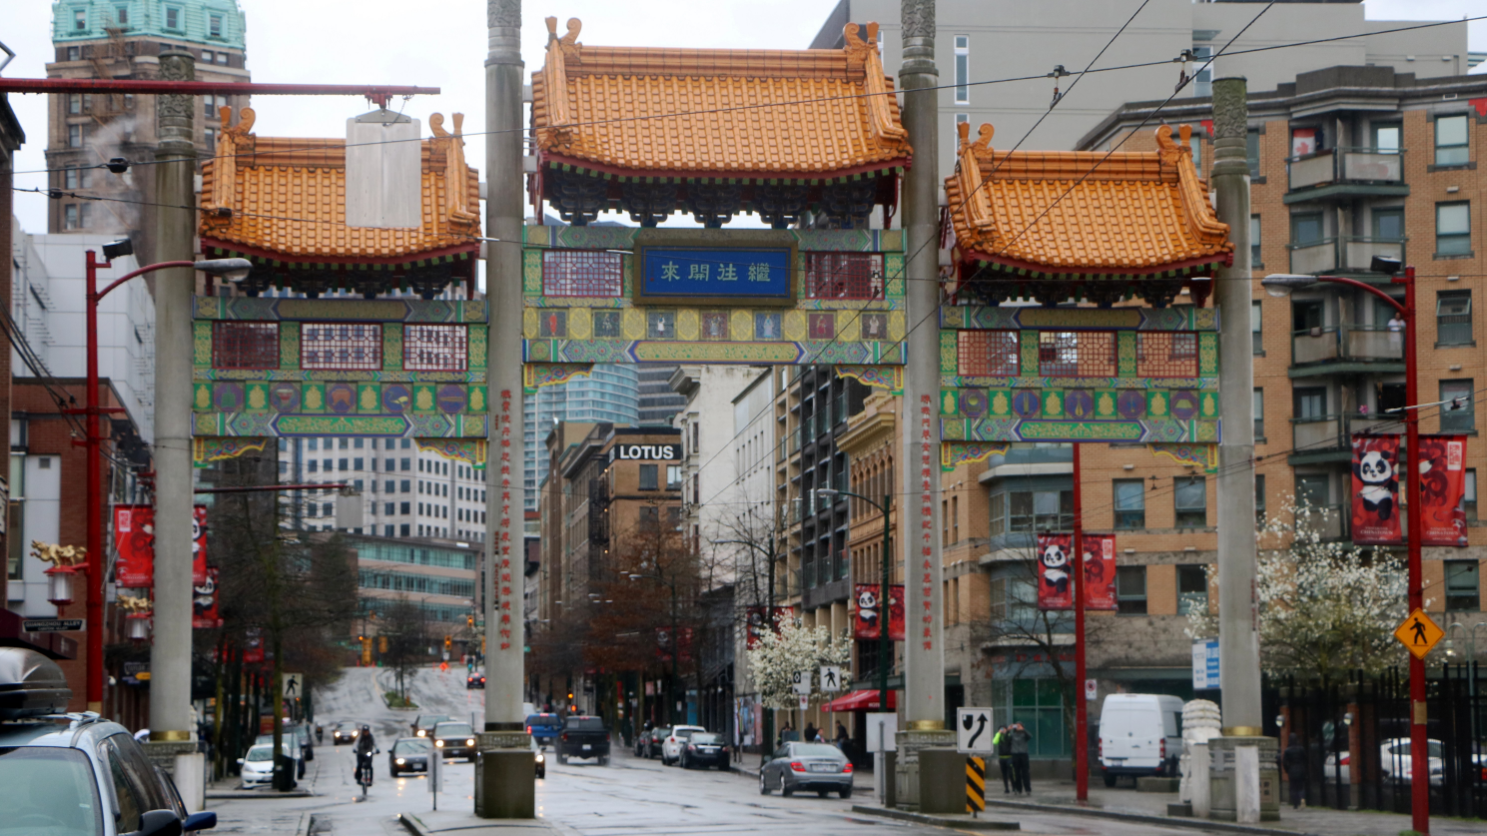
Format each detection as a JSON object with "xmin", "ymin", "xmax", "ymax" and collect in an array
[
  {"xmin": 945, "ymin": 122, "xmax": 1231, "ymax": 275},
  {"xmin": 200, "ymin": 107, "xmax": 480, "ymax": 262},
  {"xmin": 530, "ymin": 18, "xmax": 910, "ymax": 178}
]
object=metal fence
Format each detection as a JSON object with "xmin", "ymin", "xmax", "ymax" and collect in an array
[{"xmin": 1270, "ymin": 664, "xmax": 1485, "ymax": 816}]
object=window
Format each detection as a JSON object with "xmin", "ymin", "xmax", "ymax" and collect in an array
[
  {"xmin": 1438, "ymin": 291, "xmax": 1473, "ymax": 346},
  {"xmin": 385, "ymin": 480, "xmax": 394, "ymax": 493},
  {"xmin": 958, "ymin": 331, "xmax": 1019, "ymax": 376},
  {"xmin": 74, "ymin": 8, "xmax": 86, "ymax": 30},
  {"xmin": 64, "ymin": 168, "xmax": 78, "ymax": 189},
  {"xmin": 1372, "ymin": 122, "xmax": 1401, "ymax": 153},
  {"xmin": 1252, "ymin": 301, "xmax": 1263, "ymax": 354},
  {"xmin": 1373, "ymin": 207, "xmax": 1404, "ymax": 242},
  {"xmin": 1256, "ymin": 475, "xmax": 1267, "ymax": 525},
  {"xmin": 78, "ymin": 204, "xmax": 91, "ymax": 228},
  {"xmin": 1135, "ymin": 332, "xmax": 1198, "ymax": 378},
  {"xmin": 956, "ymin": 113, "xmax": 968, "ymax": 126},
  {"xmin": 1250, "ymin": 215, "xmax": 1261, "ymax": 267},
  {"xmin": 212, "ymin": 322, "xmax": 279, "ymax": 369},
  {"xmin": 68, "ymin": 125, "xmax": 81, "ymax": 148},
  {"xmin": 209, "ymin": 15, "xmax": 223, "ymax": 37},
  {"xmin": 1038, "ymin": 331, "xmax": 1116, "ymax": 377},
  {"xmin": 1246, "ymin": 129, "xmax": 1260, "ymax": 178},
  {"xmin": 1435, "ymin": 114, "xmax": 1469, "ymax": 167},
  {"xmin": 1174, "ymin": 477, "xmax": 1207, "ymax": 528},
  {"xmin": 989, "ymin": 492, "xmax": 1005, "ymax": 535},
  {"xmin": 1291, "ymin": 211, "xmax": 1324, "ymax": 247},
  {"xmin": 217, "ymin": 51, "xmax": 228, "ymax": 65},
  {"xmin": 401, "ymin": 458, "xmax": 411, "ymax": 471},
  {"xmin": 301, "ymin": 323, "xmax": 382, "ymax": 370},
  {"xmin": 803, "ymin": 253, "xmax": 885, "ymax": 300},
  {"xmin": 338, "ymin": 459, "xmax": 348, "ymax": 472},
  {"xmin": 666, "ymin": 465, "xmax": 682, "ymax": 491},
  {"xmin": 1440, "ymin": 380, "xmax": 1475, "ymax": 432},
  {"xmin": 1116, "ymin": 566, "xmax": 1147, "ymax": 615},
  {"xmin": 66, "ymin": 46, "xmax": 80, "ymax": 61},
  {"xmin": 953, "ymin": 35, "xmax": 969, "ymax": 104},
  {"xmin": 541, "ymin": 250, "xmax": 623, "ymax": 297},
  {"xmin": 639, "ymin": 464, "xmax": 659, "ymax": 491},
  {"xmin": 1192, "ymin": 45, "xmax": 1212, "ymax": 98},
  {"xmin": 1113, "ymin": 480, "xmax": 1145, "ymax": 529},
  {"xmin": 400, "ymin": 524, "xmax": 410, "ymax": 537},
  {"xmin": 1177, "ymin": 565, "xmax": 1208, "ymax": 615},
  {"xmin": 64, "ymin": 204, "xmax": 79, "ymax": 230},
  {"xmin": 354, "ymin": 458, "xmax": 364, "ymax": 470},
  {"xmin": 1445, "ymin": 560, "xmax": 1479, "ymax": 611},
  {"xmin": 165, "ymin": 7, "xmax": 181, "ymax": 29},
  {"xmin": 1437, "ymin": 202, "xmax": 1472, "ymax": 256},
  {"xmin": 404, "ymin": 324, "xmax": 469, "ymax": 371},
  {"xmin": 1253, "ymin": 389, "xmax": 1264, "ymax": 440},
  {"xmin": 1007, "ymin": 489, "xmax": 1073, "ymax": 532},
  {"xmin": 68, "ymin": 93, "xmax": 82, "ymax": 115},
  {"xmin": 400, "ymin": 502, "xmax": 410, "ymax": 514},
  {"xmin": 204, "ymin": 93, "xmax": 215, "ymax": 117},
  {"xmin": 1294, "ymin": 386, "xmax": 1326, "ymax": 420},
  {"xmin": 640, "ymin": 506, "xmax": 660, "ymax": 529}
]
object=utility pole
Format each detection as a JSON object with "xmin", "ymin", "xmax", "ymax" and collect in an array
[
  {"xmin": 896, "ymin": 0, "xmax": 952, "ymax": 809},
  {"xmin": 476, "ymin": 0, "xmax": 535, "ymax": 818},
  {"xmin": 147, "ymin": 49, "xmax": 204, "ymax": 811},
  {"xmin": 1210, "ymin": 76, "xmax": 1272, "ymax": 824}
]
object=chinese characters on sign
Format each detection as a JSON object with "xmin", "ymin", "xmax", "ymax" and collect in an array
[
  {"xmin": 496, "ymin": 389, "xmax": 514, "ymax": 653},
  {"xmin": 919, "ymin": 394, "xmax": 935, "ymax": 652},
  {"xmin": 639, "ymin": 247, "xmax": 792, "ymax": 302}
]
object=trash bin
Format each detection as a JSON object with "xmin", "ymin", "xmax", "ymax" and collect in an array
[{"xmin": 274, "ymin": 754, "xmax": 298, "ymax": 791}]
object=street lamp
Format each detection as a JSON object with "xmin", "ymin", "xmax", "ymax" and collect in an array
[
  {"xmin": 1262, "ymin": 258, "xmax": 1430, "ymax": 834},
  {"xmin": 76, "ymin": 241, "xmax": 253, "ymax": 711},
  {"xmin": 814, "ymin": 488, "xmax": 894, "ymax": 722}
]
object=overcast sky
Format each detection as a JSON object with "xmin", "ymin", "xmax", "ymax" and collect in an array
[{"xmin": 4, "ymin": 0, "xmax": 1484, "ymax": 236}]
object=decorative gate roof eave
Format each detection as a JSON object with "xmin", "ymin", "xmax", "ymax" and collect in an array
[
  {"xmin": 537, "ymin": 153, "xmax": 910, "ymax": 185},
  {"xmin": 202, "ymin": 239, "xmax": 480, "ymax": 271},
  {"xmin": 959, "ymin": 250, "xmax": 1232, "ymax": 280}
]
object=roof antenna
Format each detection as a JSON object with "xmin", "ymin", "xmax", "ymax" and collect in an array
[{"xmin": 1047, "ymin": 65, "xmax": 1071, "ymax": 107}]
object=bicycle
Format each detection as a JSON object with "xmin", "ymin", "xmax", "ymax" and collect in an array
[{"xmin": 355, "ymin": 751, "xmax": 377, "ymax": 797}]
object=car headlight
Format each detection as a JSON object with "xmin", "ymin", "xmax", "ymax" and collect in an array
[
  {"xmin": 436, "ymin": 740, "xmax": 445, "ymax": 747},
  {"xmin": 466, "ymin": 738, "xmax": 476, "ymax": 746},
  {"xmin": 417, "ymin": 730, "xmax": 426, "ymax": 737},
  {"xmin": 536, "ymin": 753, "xmax": 545, "ymax": 762},
  {"xmin": 396, "ymin": 758, "xmax": 406, "ymax": 765}
]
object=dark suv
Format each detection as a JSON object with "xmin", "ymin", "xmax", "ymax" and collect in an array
[
  {"xmin": 556, "ymin": 715, "xmax": 610, "ymax": 765},
  {"xmin": 432, "ymin": 721, "xmax": 478, "ymax": 762}
]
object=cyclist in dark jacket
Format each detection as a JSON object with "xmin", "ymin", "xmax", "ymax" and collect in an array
[{"xmin": 354, "ymin": 725, "xmax": 378, "ymax": 785}]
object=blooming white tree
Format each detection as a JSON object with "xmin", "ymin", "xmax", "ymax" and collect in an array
[
  {"xmin": 1187, "ymin": 499, "xmax": 1410, "ymax": 682},
  {"xmin": 746, "ymin": 618, "xmax": 852, "ymax": 710}
]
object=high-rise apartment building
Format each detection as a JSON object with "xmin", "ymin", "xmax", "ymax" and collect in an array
[
  {"xmin": 637, "ymin": 364, "xmax": 685, "ymax": 426},
  {"xmin": 47, "ymin": 0, "xmax": 249, "ymax": 264},
  {"xmin": 523, "ymin": 364, "xmax": 639, "ymax": 510}
]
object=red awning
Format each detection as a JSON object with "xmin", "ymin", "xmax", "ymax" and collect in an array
[{"xmin": 823, "ymin": 689, "xmax": 897, "ymax": 712}]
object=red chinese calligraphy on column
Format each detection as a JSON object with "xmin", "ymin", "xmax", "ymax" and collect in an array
[
  {"xmin": 495, "ymin": 390, "xmax": 514, "ymax": 650},
  {"xmin": 918, "ymin": 395, "xmax": 934, "ymax": 651}
]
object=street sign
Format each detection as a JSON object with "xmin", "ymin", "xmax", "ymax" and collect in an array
[
  {"xmin": 22, "ymin": 618, "xmax": 82, "ymax": 633},
  {"xmin": 1192, "ymin": 639, "xmax": 1220, "ymax": 690},
  {"xmin": 1085, "ymin": 678, "xmax": 1098, "ymax": 702},
  {"xmin": 819, "ymin": 665, "xmax": 843, "ymax": 692},
  {"xmin": 791, "ymin": 669, "xmax": 812, "ymax": 695},
  {"xmin": 1393, "ymin": 609, "xmax": 1445, "ymax": 660},
  {"xmin": 956, "ymin": 707, "xmax": 994, "ymax": 754},
  {"xmin": 798, "ymin": 694, "xmax": 809, "ymax": 711},
  {"xmin": 965, "ymin": 756, "xmax": 986, "ymax": 814},
  {"xmin": 283, "ymin": 673, "xmax": 303, "ymax": 699},
  {"xmin": 866, "ymin": 712, "xmax": 897, "ymax": 753}
]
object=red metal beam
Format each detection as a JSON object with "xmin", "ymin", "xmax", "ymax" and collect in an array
[{"xmin": 0, "ymin": 78, "xmax": 438, "ymax": 107}]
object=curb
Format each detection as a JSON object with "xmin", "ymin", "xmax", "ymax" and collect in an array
[
  {"xmin": 398, "ymin": 813, "xmax": 431, "ymax": 836},
  {"xmin": 977, "ymin": 798, "xmax": 1315, "ymax": 836},
  {"xmin": 295, "ymin": 813, "xmax": 314, "ymax": 836},
  {"xmin": 850, "ymin": 805, "xmax": 1020, "ymax": 830},
  {"xmin": 205, "ymin": 790, "xmax": 316, "ymax": 799}
]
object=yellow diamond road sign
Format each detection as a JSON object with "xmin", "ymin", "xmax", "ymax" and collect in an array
[{"xmin": 1393, "ymin": 609, "xmax": 1444, "ymax": 660}]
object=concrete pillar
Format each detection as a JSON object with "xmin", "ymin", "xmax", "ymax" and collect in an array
[
  {"xmin": 147, "ymin": 49, "xmax": 204, "ymax": 800},
  {"xmin": 476, "ymin": 0, "xmax": 534, "ymax": 818},
  {"xmin": 894, "ymin": 0, "xmax": 953, "ymax": 809},
  {"xmin": 1211, "ymin": 76, "xmax": 1273, "ymax": 825}
]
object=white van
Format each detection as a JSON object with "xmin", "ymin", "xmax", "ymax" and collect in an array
[{"xmin": 1098, "ymin": 693, "xmax": 1184, "ymax": 786}]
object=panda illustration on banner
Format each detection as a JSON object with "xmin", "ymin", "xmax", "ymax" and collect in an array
[
  {"xmin": 856, "ymin": 586, "xmax": 879, "ymax": 632},
  {"xmin": 1355, "ymin": 448, "xmax": 1398, "ymax": 521},
  {"xmin": 1040, "ymin": 541, "xmax": 1070, "ymax": 597},
  {"xmin": 1351, "ymin": 434, "xmax": 1403, "ymax": 545}
]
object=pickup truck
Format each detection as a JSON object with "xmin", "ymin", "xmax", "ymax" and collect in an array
[{"xmin": 556, "ymin": 715, "xmax": 610, "ymax": 765}]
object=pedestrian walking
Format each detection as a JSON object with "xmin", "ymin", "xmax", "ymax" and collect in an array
[
  {"xmin": 835, "ymin": 722, "xmax": 849, "ymax": 747},
  {"xmin": 992, "ymin": 726, "xmax": 1013, "ymax": 793},
  {"xmin": 1283, "ymin": 733, "xmax": 1307, "ymax": 809},
  {"xmin": 803, "ymin": 722, "xmax": 817, "ymax": 744},
  {"xmin": 1008, "ymin": 722, "xmax": 1033, "ymax": 795}
]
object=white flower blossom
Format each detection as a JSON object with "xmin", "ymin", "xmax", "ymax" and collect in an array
[{"xmin": 745, "ymin": 618, "xmax": 852, "ymax": 710}]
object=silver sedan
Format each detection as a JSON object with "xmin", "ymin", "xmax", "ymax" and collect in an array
[{"xmin": 759, "ymin": 742, "xmax": 853, "ymax": 799}]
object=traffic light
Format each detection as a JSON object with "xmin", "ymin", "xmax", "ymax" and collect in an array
[
  {"xmin": 467, "ymin": 614, "xmax": 474, "ymax": 628},
  {"xmin": 444, "ymin": 634, "xmax": 452, "ymax": 651},
  {"xmin": 378, "ymin": 635, "xmax": 388, "ymax": 654},
  {"xmin": 360, "ymin": 636, "xmax": 372, "ymax": 666}
]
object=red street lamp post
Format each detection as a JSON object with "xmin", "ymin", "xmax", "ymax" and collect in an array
[
  {"xmin": 71, "ymin": 241, "xmax": 250, "ymax": 712},
  {"xmin": 1263, "ymin": 258, "xmax": 1426, "ymax": 835},
  {"xmin": 1072, "ymin": 443, "xmax": 1088, "ymax": 802}
]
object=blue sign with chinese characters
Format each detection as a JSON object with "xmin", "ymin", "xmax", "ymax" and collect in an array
[{"xmin": 638, "ymin": 247, "xmax": 793, "ymax": 302}]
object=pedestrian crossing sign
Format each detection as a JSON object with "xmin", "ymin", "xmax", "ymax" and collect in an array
[{"xmin": 1393, "ymin": 609, "xmax": 1444, "ymax": 660}]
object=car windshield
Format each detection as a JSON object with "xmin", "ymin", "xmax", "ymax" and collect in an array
[
  {"xmin": 394, "ymin": 739, "xmax": 432, "ymax": 754},
  {"xmin": 420, "ymin": 716, "xmax": 451, "ymax": 726},
  {"xmin": 245, "ymin": 746, "xmax": 275, "ymax": 762},
  {"xmin": 567, "ymin": 718, "xmax": 604, "ymax": 731},
  {"xmin": 692, "ymin": 733, "xmax": 722, "ymax": 744},
  {"xmin": 0, "ymin": 747, "xmax": 103, "ymax": 836},
  {"xmin": 436, "ymin": 723, "xmax": 473, "ymax": 737},
  {"xmin": 526, "ymin": 715, "xmax": 559, "ymax": 727},
  {"xmin": 675, "ymin": 728, "xmax": 699, "ymax": 739},
  {"xmin": 793, "ymin": 744, "xmax": 843, "ymax": 758},
  {"xmin": 337, "ymin": 722, "xmax": 358, "ymax": 730}
]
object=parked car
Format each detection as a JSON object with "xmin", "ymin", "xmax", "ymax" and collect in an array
[
  {"xmin": 557, "ymin": 715, "xmax": 611, "ymax": 765},
  {"xmin": 332, "ymin": 721, "xmax": 362, "ymax": 745},
  {"xmin": 413, "ymin": 713, "xmax": 453, "ymax": 738},
  {"xmin": 433, "ymin": 721, "xmax": 478, "ymax": 762},
  {"xmin": 1324, "ymin": 738, "xmax": 1445, "ymax": 786},
  {"xmin": 759, "ymin": 742, "xmax": 853, "ymax": 798},
  {"xmin": 240, "ymin": 741, "xmax": 299, "ymax": 787},
  {"xmin": 467, "ymin": 672, "xmax": 486, "ymax": 689},
  {"xmin": 680, "ymin": 731, "xmax": 731, "ymax": 770},
  {"xmin": 390, "ymin": 736, "xmax": 433, "ymax": 777},
  {"xmin": 1098, "ymin": 693, "xmax": 1184, "ymax": 787},
  {"xmin": 533, "ymin": 737, "xmax": 547, "ymax": 779},
  {"xmin": 253, "ymin": 733, "xmax": 307, "ymax": 779},
  {"xmin": 525, "ymin": 712, "xmax": 564, "ymax": 747},
  {"xmin": 639, "ymin": 726, "xmax": 669, "ymax": 759},
  {"xmin": 0, "ymin": 647, "xmax": 217, "ymax": 834},
  {"xmin": 661, "ymin": 724, "xmax": 706, "ymax": 766}
]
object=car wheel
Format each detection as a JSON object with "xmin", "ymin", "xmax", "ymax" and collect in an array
[
  {"xmin": 390, "ymin": 767, "xmax": 398, "ymax": 778},
  {"xmin": 600, "ymin": 755, "xmax": 610, "ymax": 766},
  {"xmin": 760, "ymin": 771, "xmax": 771, "ymax": 795},
  {"xmin": 681, "ymin": 756, "xmax": 689, "ymax": 769},
  {"xmin": 781, "ymin": 775, "xmax": 793, "ymax": 797},
  {"xmin": 839, "ymin": 787, "xmax": 852, "ymax": 799},
  {"xmin": 1103, "ymin": 772, "xmax": 1117, "ymax": 788},
  {"xmin": 558, "ymin": 754, "xmax": 567, "ymax": 765},
  {"xmin": 538, "ymin": 767, "xmax": 545, "ymax": 779}
]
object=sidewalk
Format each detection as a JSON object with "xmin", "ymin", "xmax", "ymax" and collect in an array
[
  {"xmin": 398, "ymin": 810, "xmax": 559, "ymax": 836},
  {"xmin": 964, "ymin": 780, "xmax": 1485, "ymax": 836}
]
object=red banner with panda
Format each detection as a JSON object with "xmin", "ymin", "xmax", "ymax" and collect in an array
[
  {"xmin": 1351, "ymin": 434, "xmax": 1403, "ymax": 545},
  {"xmin": 1037, "ymin": 534, "xmax": 1074, "ymax": 610},
  {"xmin": 852, "ymin": 584, "xmax": 904, "ymax": 640},
  {"xmin": 113, "ymin": 505, "xmax": 209, "ymax": 588},
  {"xmin": 1417, "ymin": 434, "xmax": 1469, "ymax": 547},
  {"xmin": 1083, "ymin": 534, "xmax": 1118, "ymax": 611}
]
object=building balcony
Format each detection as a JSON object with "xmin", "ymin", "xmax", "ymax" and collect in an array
[
  {"xmin": 1289, "ymin": 325, "xmax": 1404, "ymax": 377},
  {"xmin": 1287, "ymin": 237, "xmax": 1404, "ymax": 276},
  {"xmin": 1285, "ymin": 148, "xmax": 1408, "ymax": 203},
  {"xmin": 1289, "ymin": 414, "xmax": 1399, "ymax": 464}
]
